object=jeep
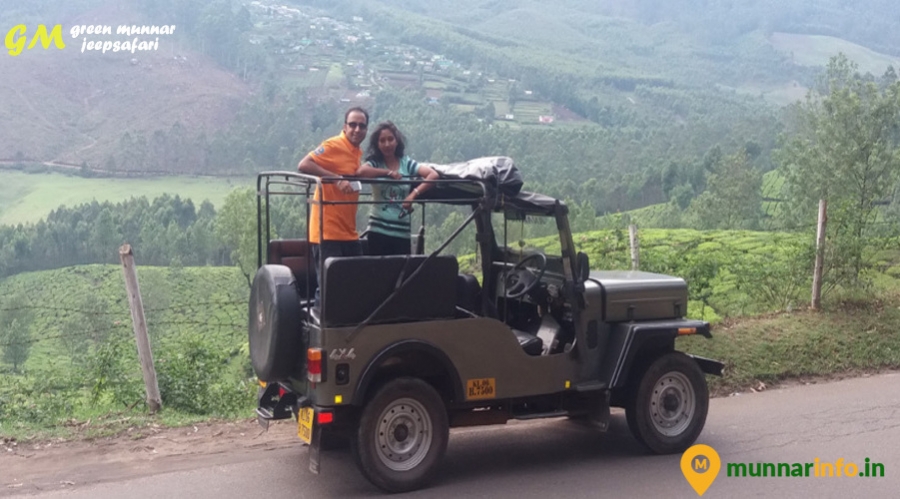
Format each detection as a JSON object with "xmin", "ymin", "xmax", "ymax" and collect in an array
[{"xmin": 249, "ymin": 161, "xmax": 723, "ymax": 493}]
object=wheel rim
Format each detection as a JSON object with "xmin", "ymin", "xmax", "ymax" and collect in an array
[
  {"xmin": 375, "ymin": 397, "xmax": 433, "ymax": 472},
  {"xmin": 649, "ymin": 371, "xmax": 695, "ymax": 437}
]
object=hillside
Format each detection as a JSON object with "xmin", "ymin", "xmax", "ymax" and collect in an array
[
  {"xmin": 1, "ymin": 0, "xmax": 898, "ymax": 180},
  {"xmin": 0, "ymin": 2, "xmax": 252, "ymax": 172},
  {"xmin": 770, "ymin": 32, "xmax": 900, "ymax": 76}
]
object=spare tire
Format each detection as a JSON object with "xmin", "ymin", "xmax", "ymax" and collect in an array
[{"xmin": 249, "ymin": 265, "xmax": 306, "ymax": 381}]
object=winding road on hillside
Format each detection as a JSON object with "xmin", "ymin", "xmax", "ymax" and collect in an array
[{"xmin": 2, "ymin": 373, "xmax": 899, "ymax": 498}]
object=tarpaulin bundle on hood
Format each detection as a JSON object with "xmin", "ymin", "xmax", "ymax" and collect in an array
[{"xmin": 420, "ymin": 156, "xmax": 523, "ymax": 200}]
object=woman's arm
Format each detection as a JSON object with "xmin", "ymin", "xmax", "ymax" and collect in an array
[
  {"xmin": 402, "ymin": 164, "xmax": 440, "ymax": 210},
  {"xmin": 356, "ymin": 162, "xmax": 401, "ymax": 179},
  {"xmin": 413, "ymin": 164, "xmax": 440, "ymax": 194}
]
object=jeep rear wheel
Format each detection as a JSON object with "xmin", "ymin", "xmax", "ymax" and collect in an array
[
  {"xmin": 625, "ymin": 352, "xmax": 708, "ymax": 454},
  {"xmin": 352, "ymin": 377, "xmax": 449, "ymax": 493}
]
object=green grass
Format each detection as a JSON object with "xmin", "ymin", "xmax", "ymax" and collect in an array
[
  {"xmin": 0, "ymin": 171, "xmax": 253, "ymax": 225},
  {"xmin": 3, "ymin": 233, "xmax": 900, "ymax": 438},
  {"xmin": 0, "ymin": 264, "xmax": 254, "ymax": 438},
  {"xmin": 682, "ymin": 289, "xmax": 900, "ymax": 395},
  {"xmin": 770, "ymin": 32, "xmax": 900, "ymax": 76},
  {"xmin": 535, "ymin": 227, "xmax": 816, "ymax": 320},
  {"xmin": 324, "ymin": 63, "xmax": 345, "ymax": 88},
  {"xmin": 452, "ymin": 104, "xmax": 478, "ymax": 113},
  {"xmin": 760, "ymin": 169, "xmax": 786, "ymax": 221},
  {"xmin": 622, "ymin": 203, "xmax": 676, "ymax": 228},
  {"xmin": 493, "ymin": 100, "xmax": 510, "ymax": 116}
]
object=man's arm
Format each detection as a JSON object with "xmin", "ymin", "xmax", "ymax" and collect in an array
[
  {"xmin": 298, "ymin": 153, "xmax": 354, "ymax": 193},
  {"xmin": 298, "ymin": 153, "xmax": 338, "ymax": 178}
]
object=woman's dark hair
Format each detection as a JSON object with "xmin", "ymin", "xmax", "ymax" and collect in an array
[{"xmin": 365, "ymin": 121, "xmax": 406, "ymax": 164}]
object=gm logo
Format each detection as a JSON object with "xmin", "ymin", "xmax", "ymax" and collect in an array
[{"xmin": 5, "ymin": 24, "xmax": 66, "ymax": 56}]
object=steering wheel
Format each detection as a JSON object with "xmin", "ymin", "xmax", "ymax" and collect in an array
[{"xmin": 504, "ymin": 253, "xmax": 548, "ymax": 299}]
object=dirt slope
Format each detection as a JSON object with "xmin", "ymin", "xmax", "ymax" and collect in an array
[
  {"xmin": 0, "ymin": 419, "xmax": 298, "ymax": 496},
  {"xmin": 0, "ymin": 3, "xmax": 251, "ymax": 168}
]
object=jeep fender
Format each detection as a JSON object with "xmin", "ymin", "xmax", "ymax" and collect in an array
[
  {"xmin": 601, "ymin": 319, "xmax": 722, "ymax": 390},
  {"xmin": 352, "ymin": 340, "xmax": 464, "ymax": 406}
]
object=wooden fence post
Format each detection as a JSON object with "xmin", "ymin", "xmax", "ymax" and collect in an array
[
  {"xmin": 119, "ymin": 244, "xmax": 162, "ymax": 413},
  {"xmin": 629, "ymin": 224, "xmax": 640, "ymax": 271},
  {"xmin": 811, "ymin": 200, "xmax": 827, "ymax": 310}
]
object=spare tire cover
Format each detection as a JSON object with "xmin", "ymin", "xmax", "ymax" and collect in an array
[{"xmin": 249, "ymin": 265, "xmax": 306, "ymax": 381}]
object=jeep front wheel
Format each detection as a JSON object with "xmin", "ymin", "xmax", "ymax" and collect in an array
[
  {"xmin": 352, "ymin": 377, "xmax": 449, "ymax": 493},
  {"xmin": 625, "ymin": 352, "xmax": 709, "ymax": 454}
]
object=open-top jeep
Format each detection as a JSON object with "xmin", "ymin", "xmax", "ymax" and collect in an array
[{"xmin": 249, "ymin": 159, "xmax": 723, "ymax": 493}]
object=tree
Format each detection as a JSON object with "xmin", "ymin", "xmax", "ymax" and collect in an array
[
  {"xmin": 1, "ymin": 319, "xmax": 29, "ymax": 373},
  {"xmin": 1, "ymin": 294, "xmax": 33, "ymax": 373},
  {"xmin": 687, "ymin": 151, "xmax": 762, "ymax": 230},
  {"xmin": 90, "ymin": 207, "xmax": 122, "ymax": 263},
  {"xmin": 216, "ymin": 188, "xmax": 266, "ymax": 285},
  {"xmin": 777, "ymin": 54, "xmax": 900, "ymax": 282}
]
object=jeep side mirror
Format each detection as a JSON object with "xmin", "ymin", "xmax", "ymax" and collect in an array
[{"xmin": 576, "ymin": 252, "xmax": 590, "ymax": 282}]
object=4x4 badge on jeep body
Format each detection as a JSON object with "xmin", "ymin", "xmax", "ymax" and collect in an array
[{"xmin": 329, "ymin": 348, "xmax": 356, "ymax": 361}]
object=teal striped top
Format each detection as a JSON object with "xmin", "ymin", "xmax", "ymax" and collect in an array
[{"xmin": 367, "ymin": 156, "xmax": 421, "ymax": 239}]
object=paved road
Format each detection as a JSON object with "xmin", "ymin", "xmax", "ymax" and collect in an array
[{"xmin": 8, "ymin": 373, "xmax": 900, "ymax": 498}]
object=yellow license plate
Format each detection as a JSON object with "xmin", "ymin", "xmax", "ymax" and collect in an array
[
  {"xmin": 466, "ymin": 378, "xmax": 496, "ymax": 400},
  {"xmin": 298, "ymin": 407, "xmax": 314, "ymax": 444}
]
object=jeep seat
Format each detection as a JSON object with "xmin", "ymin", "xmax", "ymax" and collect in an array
[
  {"xmin": 321, "ymin": 255, "xmax": 459, "ymax": 327},
  {"xmin": 267, "ymin": 239, "xmax": 316, "ymax": 299}
]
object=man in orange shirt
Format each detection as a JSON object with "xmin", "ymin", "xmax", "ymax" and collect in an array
[{"xmin": 298, "ymin": 107, "xmax": 369, "ymax": 303}]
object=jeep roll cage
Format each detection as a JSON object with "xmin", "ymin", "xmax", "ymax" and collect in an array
[{"xmin": 254, "ymin": 169, "xmax": 586, "ymax": 322}]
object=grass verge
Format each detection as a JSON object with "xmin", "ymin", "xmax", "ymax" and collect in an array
[{"xmin": 683, "ymin": 291, "xmax": 900, "ymax": 396}]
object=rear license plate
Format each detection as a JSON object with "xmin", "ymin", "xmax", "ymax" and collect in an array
[{"xmin": 298, "ymin": 407, "xmax": 314, "ymax": 444}]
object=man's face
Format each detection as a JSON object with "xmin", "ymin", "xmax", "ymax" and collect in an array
[{"xmin": 343, "ymin": 111, "xmax": 368, "ymax": 147}]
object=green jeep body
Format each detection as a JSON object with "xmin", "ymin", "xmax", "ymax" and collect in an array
[{"xmin": 249, "ymin": 169, "xmax": 723, "ymax": 493}]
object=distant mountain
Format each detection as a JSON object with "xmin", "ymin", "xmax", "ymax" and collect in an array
[
  {"xmin": 1, "ymin": 0, "xmax": 898, "ymax": 180},
  {"xmin": 0, "ymin": 1, "xmax": 251, "ymax": 172}
]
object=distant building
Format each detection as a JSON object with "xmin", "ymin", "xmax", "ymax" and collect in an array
[
  {"xmin": 538, "ymin": 115, "xmax": 555, "ymax": 124},
  {"xmin": 504, "ymin": 114, "xmax": 515, "ymax": 120}
]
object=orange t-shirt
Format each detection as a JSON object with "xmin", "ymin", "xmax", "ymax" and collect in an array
[{"xmin": 307, "ymin": 132, "xmax": 362, "ymax": 243}]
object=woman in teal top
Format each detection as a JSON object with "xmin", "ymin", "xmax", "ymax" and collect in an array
[{"xmin": 356, "ymin": 121, "xmax": 440, "ymax": 255}]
